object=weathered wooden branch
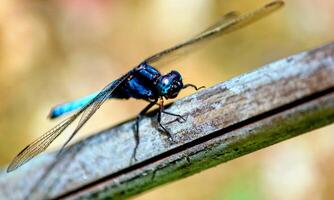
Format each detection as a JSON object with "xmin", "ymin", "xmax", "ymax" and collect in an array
[{"xmin": 1, "ymin": 42, "xmax": 334, "ymax": 200}]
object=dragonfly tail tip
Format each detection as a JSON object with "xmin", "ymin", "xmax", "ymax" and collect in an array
[{"xmin": 48, "ymin": 111, "xmax": 55, "ymax": 119}]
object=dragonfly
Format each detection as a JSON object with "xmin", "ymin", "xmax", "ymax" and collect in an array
[{"xmin": 7, "ymin": 0, "xmax": 284, "ymax": 172}]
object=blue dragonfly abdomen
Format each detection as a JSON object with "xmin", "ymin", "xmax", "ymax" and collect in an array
[{"xmin": 49, "ymin": 92, "xmax": 100, "ymax": 119}]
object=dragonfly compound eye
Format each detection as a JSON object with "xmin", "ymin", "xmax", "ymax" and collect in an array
[{"xmin": 157, "ymin": 71, "xmax": 183, "ymax": 99}]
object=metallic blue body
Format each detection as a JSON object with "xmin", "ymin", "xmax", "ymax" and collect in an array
[
  {"xmin": 116, "ymin": 64, "xmax": 161, "ymax": 100},
  {"xmin": 49, "ymin": 63, "xmax": 180, "ymax": 118}
]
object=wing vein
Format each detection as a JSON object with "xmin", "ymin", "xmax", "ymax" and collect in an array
[{"xmin": 7, "ymin": 74, "xmax": 130, "ymax": 172}]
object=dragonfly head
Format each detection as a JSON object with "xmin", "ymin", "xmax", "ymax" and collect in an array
[{"xmin": 156, "ymin": 71, "xmax": 183, "ymax": 99}]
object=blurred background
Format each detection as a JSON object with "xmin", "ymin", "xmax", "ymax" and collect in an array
[{"xmin": 1, "ymin": 0, "xmax": 334, "ymax": 199}]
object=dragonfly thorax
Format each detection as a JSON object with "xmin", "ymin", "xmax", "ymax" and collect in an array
[{"xmin": 156, "ymin": 71, "xmax": 183, "ymax": 99}]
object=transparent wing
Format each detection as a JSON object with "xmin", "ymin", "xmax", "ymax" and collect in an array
[
  {"xmin": 144, "ymin": 0, "xmax": 284, "ymax": 67},
  {"xmin": 7, "ymin": 74, "xmax": 130, "ymax": 172},
  {"xmin": 7, "ymin": 117, "xmax": 75, "ymax": 172},
  {"xmin": 195, "ymin": 11, "xmax": 240, "ymax": 37},
  {"xmin": 55, "ymin": 80, "xmax": 118, "ymax": 157}
]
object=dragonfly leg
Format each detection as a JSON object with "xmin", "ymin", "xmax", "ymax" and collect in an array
[
  {"xmin": 132, "ymin": 100, "xmax": 157, "ymax": 162},
  {"xmin": 161, "ymin": 110, "xmax": 186, "ymax": 123},
  {"xmin": 182, "ymin": 83, "xmax": 205, "ymax": 91},
  {"xmin": 158, "ymin": 99, "xmax": 175, "ymax": 143}
]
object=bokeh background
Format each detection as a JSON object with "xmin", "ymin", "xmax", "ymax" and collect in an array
[{"xmin": 1, "ymin": 0, "xmax": 334, "ymax": 199}]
